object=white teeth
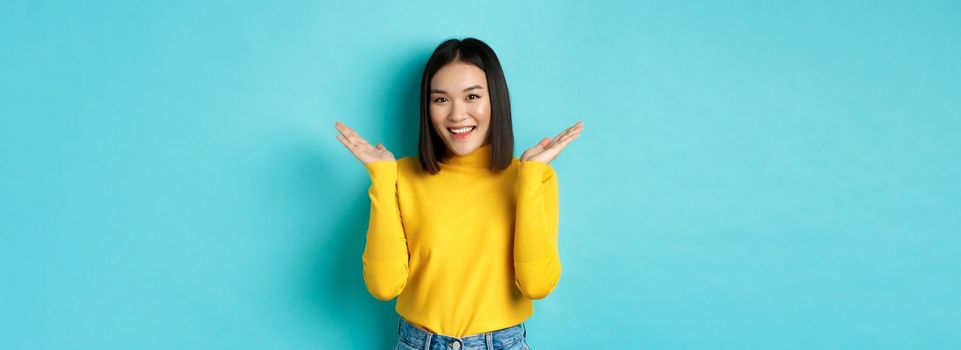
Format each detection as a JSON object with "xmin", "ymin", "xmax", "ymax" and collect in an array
[{"xmin": 448, "ymin": 126, "xmax": 474, "ymax": 134}]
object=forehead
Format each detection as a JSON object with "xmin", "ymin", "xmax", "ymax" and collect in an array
[{"xmin": 431, "ymin": 62, "xmax": 487, "ymax": 90}]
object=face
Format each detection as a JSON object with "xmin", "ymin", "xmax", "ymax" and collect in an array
[{"xmin": 429, "ymin": 62, "xmax": 492, "ymax": 157}]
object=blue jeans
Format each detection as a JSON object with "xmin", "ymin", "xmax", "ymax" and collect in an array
[{"xmin": 394, "ymin": 316, "xmax": 531, "ymax": 350}]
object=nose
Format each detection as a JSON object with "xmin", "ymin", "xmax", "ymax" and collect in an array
[{"xmin": 447, "ymin": 100, "xmax": 469, "ymax": 122}]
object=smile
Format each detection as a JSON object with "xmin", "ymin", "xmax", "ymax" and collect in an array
[{"xmin": 447, "ymin": 126, "xmax": 475, "ymax": 139}]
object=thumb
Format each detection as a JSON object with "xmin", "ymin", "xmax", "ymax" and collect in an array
[{"xmin": 538, "ymin": 137, "xmax": 551, "ymax": 148}]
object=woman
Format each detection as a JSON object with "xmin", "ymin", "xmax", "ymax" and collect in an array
[{"xmin": 335, "ymin": 37, "xmax": 583, "ymax": 350}]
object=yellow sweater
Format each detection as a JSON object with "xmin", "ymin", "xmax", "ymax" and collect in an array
[{"xmin": 361, "ymin": 142, "xmax": 561, "ymax": 337}]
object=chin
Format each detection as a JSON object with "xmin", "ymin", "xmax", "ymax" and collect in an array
[{"xmin": 446, "ymin": 140, "xmax": 479, "ymax": 155}]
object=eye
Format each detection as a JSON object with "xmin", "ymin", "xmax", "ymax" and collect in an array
[
  {"xmin": 433, "ymin": 97, "xmax": 448, "ymax": 103},
  {"xmin": 467, "ymin": 94, "xmax": 481, "ymax": 100}
]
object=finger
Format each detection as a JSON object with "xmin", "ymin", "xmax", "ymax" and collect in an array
[
  {"xmin": 547, "ymin": 127, "xmax": 582, "ymax": 150},
  {"xmin": 552, "ymin": 129, "xmax": 581, "ymax": 150},
  {"xmin": 336, "ymin": 133, "xmax": 363, "ymax": 151},
  {"xmin": 337, "ymin": 123, "xmax": 371, "ymax": 147},
  {"xmin": 336, "ymin": 122, "xmax": 376, "ymax": 156},
  {"xmin": 551, "ymin": 127, "xmax": 575, "ymax": 146},
  {"xmin": 335, "ymin": 121, "xmax": 352, "ymax": 136},
  {"xmin": 335, "ymin": 122, "xmax": 355, "ymax": 141},
  {"xmin": 526, "ymin": 138, "xmax": 548, "ymax": 153},
  {"xmin": 551, "ymin": 123, "xmax": 582, "ymax": 145},
  {"xmin": 343, "ymin": 128, "xmax": 370, "ymax": 147},
  {"xmin": 521, "ymin": 138, "xmax": 548, "ymax": 161},
  {"xmin": 337, "ymin": 133, "xmax": 374, "ymax": 158},
  {"xmin": 526, "ymin": 138, "xmax": 549, "ymax": 159},
  {"xmin": 560, "ymin": 126, "xmax": 583, "ymax": 144},
  {"xmin": 551, "ymin": 131, "xmax": 565, "ymax": 145},
  {"xmin": 335, "ymin": 134, "xmax": 359, "ymax": 154}
]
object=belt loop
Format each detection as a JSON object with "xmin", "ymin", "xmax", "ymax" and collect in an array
[
  {"xmin": 486, "ymin": 332, "xmax": 494, "ymax": 350},
  {"xmin": 423, "ymin": 333, "xmax": 432, "ymax": 350}
]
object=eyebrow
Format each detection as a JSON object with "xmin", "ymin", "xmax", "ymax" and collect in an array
[{"xmin": 430, "ymin": 85, "xmax": 484, "ymax": 94}]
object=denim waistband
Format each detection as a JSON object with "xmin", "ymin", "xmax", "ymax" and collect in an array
[{"xmin": 397, "ymin": 316, "xmax": 527, "ymax": 350}]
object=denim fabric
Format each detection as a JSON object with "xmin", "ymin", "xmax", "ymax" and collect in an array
[{"xmin": 393, "ymin": 316, "xmax": 530, "ymax": 350}]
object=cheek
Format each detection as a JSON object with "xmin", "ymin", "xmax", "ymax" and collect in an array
[
  {"xmin": 429, "ymin": 112, "xmax": 447, "ymax": 135},
  {"xmin": 430, "ymin": 104, "xmax": 449, "ymax": 121},
  {"xmin": 470, "ymin": 102, "xmax": 492, "ymax": 123},
  {"xmin": 429, "ymin": 107, "xmax": 444, "ymax": 124}
]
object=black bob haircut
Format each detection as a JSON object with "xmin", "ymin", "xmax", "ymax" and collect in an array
[{"xmin": 418, "ymin": 37, "xmax": 515, "ymax": 174}]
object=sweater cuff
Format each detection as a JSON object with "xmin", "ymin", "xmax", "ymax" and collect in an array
[
  {"xmin": 518, "ymin": 160, "xmax": 552, "ymax": 182},
  {"xmin": 364, "ymin": 160, "xmax": 397, "ymax": 183}
]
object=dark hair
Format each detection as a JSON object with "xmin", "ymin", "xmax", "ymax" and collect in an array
[{"xmin": 418, "ymin": 37, "xmax": 514, "ymax": 174}]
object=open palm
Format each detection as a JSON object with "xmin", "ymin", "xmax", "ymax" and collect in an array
[
  {"xmin": 520, "ymin": 121, "xmax": 584, "ymax": 164},
  {"xmin": 335, "ymin": 121, "xmax": 395, "ymax": 165}
]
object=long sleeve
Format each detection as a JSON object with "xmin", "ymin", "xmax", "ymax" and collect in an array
[
  {"xmin": 513, "ymin": 160, "xmax": 561, "ymax": 300},
  {"xmin": 361, "ymin": 160, "xmax": 409, "ymax": 301}
]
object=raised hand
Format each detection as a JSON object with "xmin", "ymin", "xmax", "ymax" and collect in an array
[
  {"xmin": 520, "ymin": 121, "xmax": 583, "ymax": 164},
  {"xmin": 335, "ymin": 121, "xmax": 396, "ymax": 165}
]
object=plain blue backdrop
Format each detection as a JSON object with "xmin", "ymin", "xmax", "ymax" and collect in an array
[{"xmin": 1, "ymin": 0, "xmax": 959, "ymax": 349}]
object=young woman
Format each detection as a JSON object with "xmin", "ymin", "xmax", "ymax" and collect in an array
[{"xmin": 335, "ymin": 37, "xmax": 583, "ymax": 350}]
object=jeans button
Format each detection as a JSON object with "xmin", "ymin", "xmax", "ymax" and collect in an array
[{"xmin": 451, "ymin": 341, "xmax": 461, "ymax": 350}]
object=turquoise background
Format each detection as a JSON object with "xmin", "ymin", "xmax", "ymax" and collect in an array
[{"xmin": 2, "ymin": 0, "xmax": 959, "ymax": 349}]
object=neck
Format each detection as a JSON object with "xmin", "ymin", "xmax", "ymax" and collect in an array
[{"xmin": 440, "ymin": 143, "xmax": 493, "ymax": 168}]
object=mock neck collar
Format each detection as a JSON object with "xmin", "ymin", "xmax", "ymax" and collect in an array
[{"xmin": 440, "ymin": 143, "xmax": 492, "ymax": 168}]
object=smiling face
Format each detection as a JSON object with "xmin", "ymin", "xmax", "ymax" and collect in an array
[{"xmin": 429, "ymin": 62, "xmax": 492, "ymax": 157}]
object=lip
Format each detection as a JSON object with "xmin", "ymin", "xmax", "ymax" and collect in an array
[{"xmin": 448, "ymin": 126, "xmax": 475, "ymax": 140}]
